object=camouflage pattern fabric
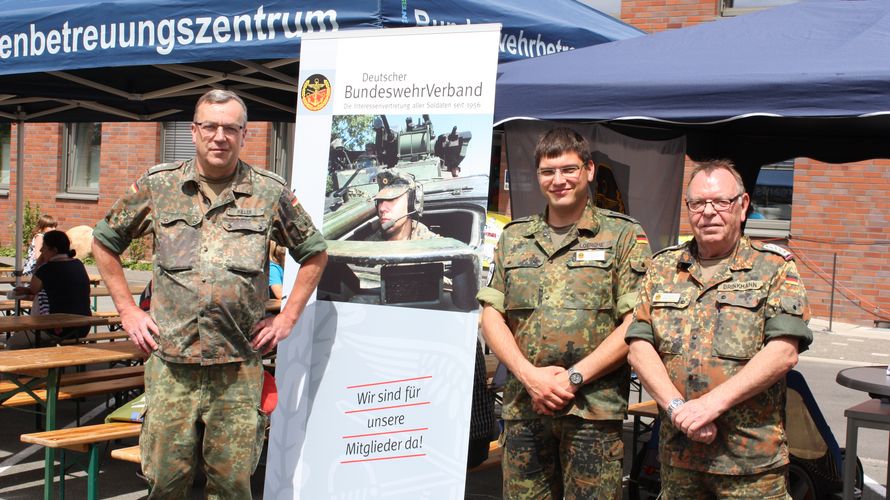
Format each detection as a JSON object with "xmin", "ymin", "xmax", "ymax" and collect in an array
[
  {"xmin": 366, "ymin": 219, "xmax": 440, "ymax": 241},
  {"xmin": 477, "ymin": 201, "xmax": 651, "ymax": 421},
  {"xmin": 627, "ymin": 236, "xmax": 812, "ymax": 475},
  {"xmin": 503, "ymin": 417, "xmax": 623, "ymax": 500},
  {"xmin": 661, "ymin": 463, "xmax": 790, "ymax": 499},
  {"xmin": 141, "ymin": 355, "xmax": 266, "ymax": 499},
  {"xmin": 93, "ymin": 158, "xmax": 326, "ymax": 364}
]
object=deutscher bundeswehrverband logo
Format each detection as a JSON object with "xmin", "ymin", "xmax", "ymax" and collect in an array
[{"xmin": 300, "ymin": 74, "xmax": 331, "ymax": 111}]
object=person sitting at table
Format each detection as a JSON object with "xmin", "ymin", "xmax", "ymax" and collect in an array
[
  {"xmin": 23, "ymin": 214, "xmax": 58, "ymax": 316},
  {"xmin": 8, "ymin": 230, "xmax": 92, "ymax": 347},
  {"xmin": 269, "ymin": 241, "xmax": 286, "ymax": 300}
]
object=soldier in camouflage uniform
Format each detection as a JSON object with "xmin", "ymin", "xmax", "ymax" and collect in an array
[
  {"xmin": 477, "ymin": 128, "xmax": 651, "ymax": 499},
  {"xmin": 92, "ymin": 90, "xmax": 327, "ymax": 499},
  {"xmin": 367, "ymin": 170, "xmax": 439, "ymax": 241},
  {"xmin": 627, "ymin": 159, "xmax": 812, "ymax": 499}
]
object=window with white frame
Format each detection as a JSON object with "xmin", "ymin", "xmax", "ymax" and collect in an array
[
  {"xmin": 161, "ymin": 121, "xmax": 196, "ymax": 163},
  {"xmin": 63, "ymin": 122, "xmax": 101, "ymax": 194},
  {"xmin": 745, "ymin": 160, "xmax": 794, "ymax": 237},
  {"xmin": 0, "ymin": 123, "xmax": 10, "ymax": 189}
]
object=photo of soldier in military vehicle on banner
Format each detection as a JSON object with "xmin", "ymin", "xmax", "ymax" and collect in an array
[{"xmin": 320, "ymin": 113, "xmax": 491, "ymax": 312}]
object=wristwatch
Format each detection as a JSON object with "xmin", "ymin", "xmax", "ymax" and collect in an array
[
  {"xmin": 666, "ymin": 398, "xmax": 685, "ymax": 420},
  {"xmin": 567, "ymin": 366, "xmax": 584, "ymax": 387}
]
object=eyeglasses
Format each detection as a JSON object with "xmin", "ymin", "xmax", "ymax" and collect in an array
[
  {"xmin": 194, "ymin": 121, "xmax": 244, "ymax": 138},
  {"xmin": 686, "ymin": 195, "xmax": 742, "ymax": 213},
  {"xmin": 537, "ymin": 164, "xmax": 584, "ymax": 179}
]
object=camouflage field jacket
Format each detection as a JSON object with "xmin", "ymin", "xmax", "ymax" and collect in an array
[
  {"xmin": 627, "ymin": 236, "xmax": 812, "ymax": 474},
  {"xmin": 478, "ymin": 202, "xmax": 651, "ymax": 421},
  {"xmin": 94, "ymin": 159, "xmax": 326, "ymax": 365}
]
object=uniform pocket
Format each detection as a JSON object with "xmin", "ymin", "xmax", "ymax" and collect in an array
[
  {"xmin": 222, "ymin": 217, "xmax": 269, "ymax": 274},
  {"xmin": 156, "ymin": 212, "xmax": 201, "ymax": 271},
  {"xmin": 564, "ymin": 257, "xmax": 613, "ymax": 310},
  {"xmin": 650, "ymin": 288, "xmax": 693, "ymax": 355},
  {"xmin": 502, "ymin": 253, "xmax": 543, "ymax": 310},
  {"xmin": 713, "ymin": 290, "xmax": 767, "ymax": 360}
]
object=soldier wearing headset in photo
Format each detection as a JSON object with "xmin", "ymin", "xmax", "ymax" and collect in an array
[{"xmin": 368, "ymin": 170, "xmax": 440, "ymax": 242}]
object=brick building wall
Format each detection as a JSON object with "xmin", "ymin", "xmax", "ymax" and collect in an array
[
  {"xmin": 788, "ymin": 158, "xmax": 890, "ymax": 325},
  {"xmin": 621, "ymin": 0, "xmax": 716, "ymax": 31}
]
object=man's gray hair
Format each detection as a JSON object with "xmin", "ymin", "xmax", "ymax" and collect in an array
[
  {"xmin": 686, "ymin": 159, "xmax": 746, "ymax": 198},
  {"xmin": 194, "ymin": 89, "xmax": 248, "ymax": 126}
]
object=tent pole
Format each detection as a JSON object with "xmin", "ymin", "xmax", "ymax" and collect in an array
[{"xmin": 14, "ymin": 111, "xmax": 24, "ymax": 284}]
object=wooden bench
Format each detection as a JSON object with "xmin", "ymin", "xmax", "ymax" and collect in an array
[
  {"xmin": 467, "ymin": 440, "xmax": 503, "ymax": 473},
  {"xmin": 1, "ymin": 375, "xmax": 144, "ymax": 409},
  {"xmin": 628, "ymin": 399, "xmax": 658, "ymax": 419},
  {"xmin": 628, "ymin": 399, "xmax": 659, "ymax": 456},
  {"xmin": 21, "ymin": 421, "xmax": 141, "ymax": 453},
  {"xmin": 111, "ymin": 444, "xmax": 141, "ymax": 463},
  {"xmin": 22, "ymin": 422, "xmax": 142, "ymax": 500},
  {"xmin": 60, "ymin": 330, "xmax": 129, "ymax": 345},
  {"xmin": 0, "ymin": 365, "xmax": 143, "ymax": 393},
  {"xmin": 88, "ymin": 310, "xmax": 123, "ymax": 332}
]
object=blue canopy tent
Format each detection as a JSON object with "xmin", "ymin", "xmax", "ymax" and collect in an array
[
  {"xmin": 494, "ymin": 0, "xmax": 890, "ymax": 172},
  {"xmin": 0, "ymin": 0, "xmax": 641, "ymax": 122},
  {"xmin": 0, "ymin": 0, "xmax": 641, "ymax": 279}
]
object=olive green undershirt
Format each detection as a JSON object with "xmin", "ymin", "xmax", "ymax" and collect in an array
[
  {"xmin": 549, "ymin": 222, "xmax": 576, "ymax": 248},
  {"xmin": 198, "ymin": 172, "xmax": 236, "ymax": 207}
]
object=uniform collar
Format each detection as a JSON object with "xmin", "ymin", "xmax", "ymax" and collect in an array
[
  {"xmin": 523, "ymin": 200, "xmax": 599, "ymax": 238},
  {"xmin": 680, "ymin": 236, "xmax": 755, "ymax": 272},
  {"xmin": 181, "ymin": 159, "xmax": 254, "ymax": 197}
]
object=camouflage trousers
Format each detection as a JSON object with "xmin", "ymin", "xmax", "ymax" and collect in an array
[
  {"xmin": 502, "ymin": 416, "xmax": 623, "ymax": 500},
  {"xmin": 661, "ymin": 463, "xmax": 789, "ymax": 499},
  {"xmin": 141, "ymin": 354, "xmax": 267, "ymax": 499}
]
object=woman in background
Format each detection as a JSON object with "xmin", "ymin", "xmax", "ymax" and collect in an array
[
  {"xmin": 9, "ymin": 230, "xmax": 92, "ymax": 347},
  {"xmin": 23, "ymin": 214, "xmax": 58, "ymax": 315}
]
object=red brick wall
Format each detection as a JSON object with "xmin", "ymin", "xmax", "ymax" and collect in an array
[
  {"xmin": 621, "ymin": 0, "xmax": 718, "ymax": 32},
  {"xmin": 789, "ymin": 158, "xmax": 890, "ymax": 325}
]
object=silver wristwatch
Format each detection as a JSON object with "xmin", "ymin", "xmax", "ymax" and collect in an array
[
  {"xmin": 666, "ymin": 398, "xmax": 685, "ymax": 420},
  {"xmin": 567, "ymin": 366, "xmax": 584, "ymax": 386}
]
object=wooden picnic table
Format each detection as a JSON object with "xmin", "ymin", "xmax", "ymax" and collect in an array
[
  {"xmin": 89, "ymin": 283, "xmax": 146, "ymax": 298},
  {"xmin": 0, "ymin": 313, "xmax": 108, "ymax": 334},
  {"xmin": 0, "ymin": 313, "xmax": 111, "ymax": 334},
  {"xmin": 0, "ymin": 274, "xmax": 102, "ymax": 286},
  {"xmin": 0, "ymin": 341, "xmax": 145, "ymax": 500}
]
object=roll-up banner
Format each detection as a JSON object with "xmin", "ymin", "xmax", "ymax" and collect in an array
[{"xmin": 265, "ymin": 24, "xmax": 501, "ymax": 499}]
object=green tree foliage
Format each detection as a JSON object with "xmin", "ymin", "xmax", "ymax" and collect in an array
[
  {"xmin": 331, "ymin": 115, "xmax": 375, "ymax": 150},
  {"xmin": 23, "ymin": 201, "xmax": 41, "ymax": 251}
]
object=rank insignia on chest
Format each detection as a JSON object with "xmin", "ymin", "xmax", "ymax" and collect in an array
[
  {"xmin": 717, "ymin": 280, "xmax": 764, "ymax": 292},
  {"xmin": 574, "ymin": 249, "xmax": 606, "ymax": 262},
  {"xmin": 653, "ymin": 292, "xmax": 682, "ymax": 303}
]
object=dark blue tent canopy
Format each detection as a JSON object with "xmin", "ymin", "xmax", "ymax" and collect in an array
[
  {"xmin": 0, "ymin": 0, "xmax": 642, "ymax": 122},
  {"xmin": 495, "ymin": 0, "xmax": 890, "ymax": 166}
]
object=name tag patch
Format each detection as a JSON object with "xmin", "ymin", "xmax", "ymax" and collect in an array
[
  {"xmin": 574, "ymin": 250, "xmax": 606, "ymax": 262},
  {"xmin": 226, "ymin": 207, "xmax": 264, "ymax": 217},
  {"xmin": 717, "ymin": 280, "xmax": 764, "ymax": 292},
  {"xmin": 653, "ymin": 292, "xmax": 682, "ymax": 303}
]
